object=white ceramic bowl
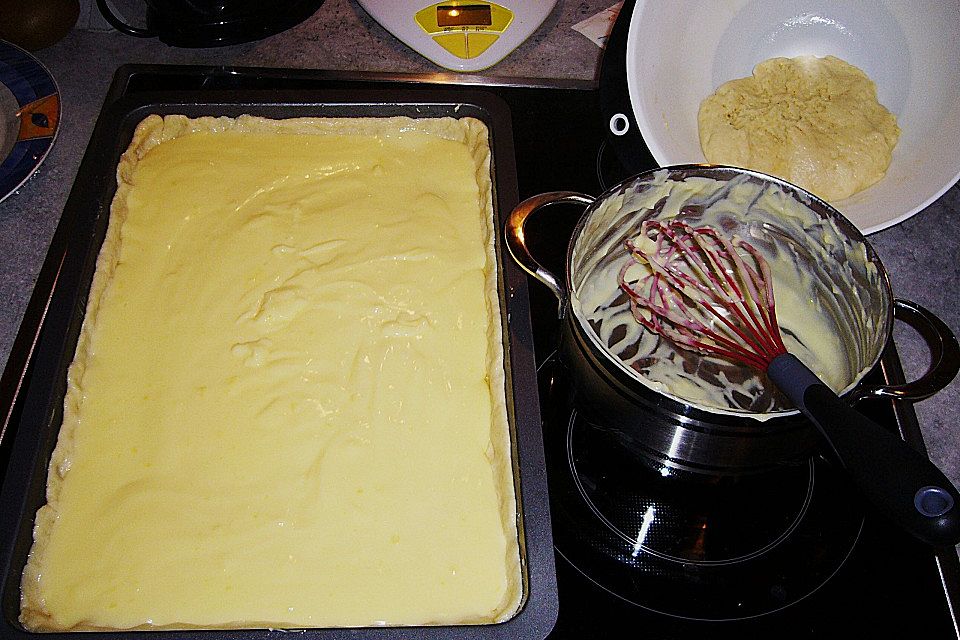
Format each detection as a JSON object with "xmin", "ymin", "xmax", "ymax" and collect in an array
[{"xmin": 625, "ymin": 0, "xmax": 960, "ymax": 234}]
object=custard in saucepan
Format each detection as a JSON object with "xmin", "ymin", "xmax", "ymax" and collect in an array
[{"xmin": 571, "ymin": 172, "xmax": 885, "ymax": 416}]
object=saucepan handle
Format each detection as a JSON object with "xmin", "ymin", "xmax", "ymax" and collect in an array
[
  {"xmin": 505, "ymin": 192, "xmax": 595, "ymax": 318},
  {"xmin": 96, "ymin": 0, "xmax": 156, "ymax": 37},
  {"xmin": 850, "ymin": 299, "xmax": 960, "ymax": 403},
  {"xmin": 770, "ymin": 354, "xmax": 960, "ymax": 547}
]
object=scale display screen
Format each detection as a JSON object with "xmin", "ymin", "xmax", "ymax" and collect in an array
[{"xmin": 437, "ymin": 5, "xmax": 493, "ymax": 27}]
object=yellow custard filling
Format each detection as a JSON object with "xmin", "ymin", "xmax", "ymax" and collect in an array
[{"xmin": 20, "ymin": 115, "xmax": 520, "ymax": 631}]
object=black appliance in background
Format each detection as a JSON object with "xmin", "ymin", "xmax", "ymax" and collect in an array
[{"xmin": 95, "ymin": 0, "xmax": 326, "ymax": 47}]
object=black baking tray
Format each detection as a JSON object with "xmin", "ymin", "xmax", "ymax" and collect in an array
[{"xmin": 0, "ymin": 88, "xmax": 558, "ymax": 638}]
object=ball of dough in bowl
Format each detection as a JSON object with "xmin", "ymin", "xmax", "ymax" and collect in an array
[{"xmin": 698, "ymin": 56, "xmax": 900, "ymax": 202}]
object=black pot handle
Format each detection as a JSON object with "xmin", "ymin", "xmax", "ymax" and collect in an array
[
  {"xmin": 505, "ymin": 191, "xmax": 595, "ymax": 318},
  {"xmin": 849, "ymin": 299, "xmax": 960, "ymax": 403},
  {"xmin": 769, "ymin": 353, "xmax": 960, "ymax": 547},
  {"xmin": 96, "ymin": 0, "xmax": 156, "ymax": 38}
]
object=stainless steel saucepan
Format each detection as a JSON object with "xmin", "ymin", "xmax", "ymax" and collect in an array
[{"xmin": 506, "ymin": 165, "xmax": 960, "ymax": 546}]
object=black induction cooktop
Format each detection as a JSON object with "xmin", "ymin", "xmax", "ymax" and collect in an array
[{"xmin": 1, "ymin": 64, "xmax": 958, "ymax": 639}]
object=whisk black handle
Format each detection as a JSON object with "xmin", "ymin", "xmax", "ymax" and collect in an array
[{"xmin": 768, "ymin": 353, "xmax": 960, "ymax": 547}]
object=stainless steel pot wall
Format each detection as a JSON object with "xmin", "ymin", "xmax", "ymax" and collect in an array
[{"xmin": 506, "ymin": 165, "xmax": 960, "ymax": 475}]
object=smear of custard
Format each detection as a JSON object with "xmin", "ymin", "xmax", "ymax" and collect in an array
[{"xmin": 571, "ymin": 172, "xmax": 886, "ymax": 418}]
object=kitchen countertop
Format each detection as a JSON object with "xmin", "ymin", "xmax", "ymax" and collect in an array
[{"xmin": 2, "ymin": 0, "xmax": 959, "ymax": 531}]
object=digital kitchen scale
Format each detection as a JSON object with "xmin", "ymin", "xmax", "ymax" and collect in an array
[{"xmin": 357, "ymin": 1, "xmax": 558, "ymax": 72}]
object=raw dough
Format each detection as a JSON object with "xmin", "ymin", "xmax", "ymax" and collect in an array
[{"xmin": 698, "ymin": 55, "xmax": 900, "ymax": 202}]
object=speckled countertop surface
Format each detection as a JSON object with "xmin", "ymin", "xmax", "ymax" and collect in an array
[{"xmin": 1, "ymin": 0, "xmax": 959, "ymax": 536}]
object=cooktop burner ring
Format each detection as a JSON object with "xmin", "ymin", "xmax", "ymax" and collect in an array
[
  {"xmin": 565, "ymin": 409, "xmax": 816, "ymax": 567},
  {"xmin": 542, "ymin": 358, "xmax": 864, "ymax": 621}
]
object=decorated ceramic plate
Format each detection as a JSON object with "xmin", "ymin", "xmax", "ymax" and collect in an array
[{"xmin": 0, "ymin": 39, "xmax": 59, "ymax": 204}]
